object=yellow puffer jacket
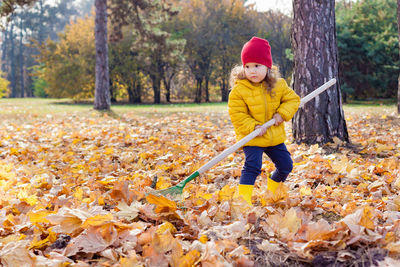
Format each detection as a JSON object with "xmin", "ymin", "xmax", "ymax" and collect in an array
[{"xmin": 228, "ymin": 78, "xmax": 300, "ymax": 147}]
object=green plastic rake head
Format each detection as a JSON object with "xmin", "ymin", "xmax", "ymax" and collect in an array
[{"xmin": 150, "ymin": 171, "xmax": 200, "ymax": 198}]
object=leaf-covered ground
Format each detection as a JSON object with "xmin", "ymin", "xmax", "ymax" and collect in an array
[{"xmin": 0, "ymin": 102, "xmax": 399, "ymax": 266}]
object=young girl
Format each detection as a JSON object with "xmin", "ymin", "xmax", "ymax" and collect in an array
[{"xmin": 228, "ymin": 37, "xmax": 300, "ymax": 205}]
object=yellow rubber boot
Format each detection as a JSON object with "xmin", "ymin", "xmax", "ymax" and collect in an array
[
  {"xmin": 267, "ymin": 177, "xmax": 280, "ymax": 194},
  {"xmin": 238, "ymin": 184, "xmax": 254, "ymax": 206}
]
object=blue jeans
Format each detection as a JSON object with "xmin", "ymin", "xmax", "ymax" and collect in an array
[{"xmin": 240, "ymin": 143, "xmax": 293, "ymax": 185}]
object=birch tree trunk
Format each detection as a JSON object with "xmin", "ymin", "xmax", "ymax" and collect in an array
[
  {"xmin": 94, "ymin": 0, "xmax": 110, "ymax": 110},
  {"xmin": 292, "ymin": 0, "xmax": 348, "ymax": 144}
]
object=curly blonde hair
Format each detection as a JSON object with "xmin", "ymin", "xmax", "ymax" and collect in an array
[{"xmin": 229, "ymin": 64, "xmax": 281, "ymax": 94}]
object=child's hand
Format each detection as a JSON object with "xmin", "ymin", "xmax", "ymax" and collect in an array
[
  {"xmin": 255, "ymin": 125, "xmax": 267, "ymax": 137},
  {"xmin": 273, "ymin": 113, "xmax": 284, "ymax": 126}
]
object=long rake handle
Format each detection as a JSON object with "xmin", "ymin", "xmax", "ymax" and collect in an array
[{"xmin": 180, "ymin": 78, "xmax": 337, "ymax": 188}]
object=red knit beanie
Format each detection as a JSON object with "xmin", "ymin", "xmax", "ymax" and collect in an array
[{"xmin": 241, "ymin": 37, "xmax": 272, "ymax": 68}]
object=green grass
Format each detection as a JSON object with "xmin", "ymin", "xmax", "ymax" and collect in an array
[
  {"xmin": 0, "ymin": 98, "xmax": 397, "ymax": 119},
  {"xmin": 0, "ymin": 98, "xmax": 228, "ymax": 118}
]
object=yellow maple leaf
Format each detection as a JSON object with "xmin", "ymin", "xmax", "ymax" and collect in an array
[
  {"xmin": 156, "ymin": 221, "xmax": 177, "ymax": 235},
  {"xmin": 261, "ymin": 183, "xmax": 288, "ymax": 205},
  {"xmin": 73, "ymin": 187, "xmax": 84, "ymax": 201},
  {"xmin": 29, "ymin": 228, "xmax": 57, "ymax": 250},
  {"xmin": 82, "ymin": 213, "xmax": 113, "ymax": 228},
  {"xmin": 359, "ymin": 206, "xmax": 375, "ymax": 230},
  {"xmin": 17, "ymin": 188, "xmax": 38, "ymax": 206},
  {"xmin": 197, "ymin": 192, "xmax": 213, "ymax": 200},
  {"xmin": 155, "ymin": 176, "xmax": 172, "ymax": 190},
  {"xmin": 176, "ymin": 250, "xmax": 201, "ymax": 267},
  {"xmin": 152, "ymin": 231, "xmax": 176, "ymax": 253},
  {"xmin": 28, "ymin": 210, "xmax": 56, "ymax": 224},
  {"xmin": 281, "ymin": 207, "xmax": 302, "ymax": 234},
  {"xmin": 199, "ymin": 234, "xmax": 208, "ymax": 244},
  {"xmin": 329, "ymin": 155, "xmax": 353, "ymax": 174},
  {"xmin": 46, "ymin": 208, "xmax": 91, "ymax": 233},
  {"xmin": 0, "ymin": 163, "xmax": 16, "ymax": 180},
  {"xmin": 300, "ymin": 186, "xmax": 312, "ymax": 196},
  {"xmin": 104, "ymin": 147, "xmax": 114, "ymax": 155},
  {"xmin": 146, "ymin": 194, "xmax": 177, "ymax": 214},
  {"xmin": 120, "ymin": 255, "xmax": 140, "ymax": 267},
  {"xmin": 218, "ymin": 184, "xmax": 236, "ymax": 201}
]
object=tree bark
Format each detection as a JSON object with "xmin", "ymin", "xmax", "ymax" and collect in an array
[
  {"xmin": 133, "ymin": 79, "xmax": 142, "ymax": 103},
  {"xmin": 19, "ymin": 18, "xmax": 24, "ymax": 97},
  {"xmin": 10, "ymin": 23, "xmax": 17, "ymax": 98},
  {"xmin": 292, "ymin": 0, "xmax": 348, "ymax": 144},
  {"xmin": 151, "ymin": 74, "xmax": 161, "ymax": 104},
  {"xmin": 397, "ymin": 0, "xmax": 400, "ymax": 114},
  {"xmin": 149, "ymin": 54, "xmax": 163, "ymax": 104},
  {"xmin": 195, "ymin": 78, "xmax": 202, "ymax": 103},
  {"xmin": 204, "ymin": 75, "xmax": 209, "ymax": 102},
  {"xmin": 221, "ymin": 78, "xmax": 228, "ymax": 102},
  {"xmin": 1, "ymin": 25, "xmax": 9, "ymax": 73},
  {"xmin": 94, "ymin": 0, "xmax": 110, "ymax": 110},
  {"xmin": 163, "ymin": 73, "xmax": 173, "ymax": 103}
]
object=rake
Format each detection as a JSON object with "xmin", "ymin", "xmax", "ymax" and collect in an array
[{"xmin": 150, "ymin": 78, "xmax": 337, "ymax": 198}]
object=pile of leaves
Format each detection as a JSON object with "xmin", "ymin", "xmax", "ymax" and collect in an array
[{"xmin": 0, "ymin": 108, "xmax": 399, "ymax": 266}]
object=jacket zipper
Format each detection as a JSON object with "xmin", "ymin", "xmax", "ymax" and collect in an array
[{"xmin": 262, "ymin": 84, "xmax": 268, "ymax": 123}]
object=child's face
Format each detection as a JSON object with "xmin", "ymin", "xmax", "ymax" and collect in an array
[{"xmin": 244, "ymin": 63, "xmax": 268, "ymax": 83}]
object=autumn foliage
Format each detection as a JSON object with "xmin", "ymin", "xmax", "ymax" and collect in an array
[
  {"xmin": 0, "ymin": 72, "xmax": 10, "ymax": 98},
  {"xmin": 0, "ymin": 104, "xmax": 399, "ymax": 266}
]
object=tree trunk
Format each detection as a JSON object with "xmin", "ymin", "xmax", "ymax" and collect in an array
[
  {"xmin": 94, "ymin": 0, "xmax": 110, "ymax": 110},
  {"xmin": 110, "ymin": 79, "xmax": 117, "ymax": 103},
  {"xmin": 10, "ymin": 23, "xmax": 17, "ymax": 98},
  {"xmin": 163, "ymin": 78, "xmax": 171, "ymax": 103},
  {"xmin": 397, "ymin": 0, "xmax": 400, "ymax": 114},
  {"xmin": 205, "ymin": 76, "xmax": 210, "ymax": 102},
  {"xmin": 194, "ymin": 78, "xmax": 202, "ymax": 103},
  {"xmin": 134, "ymin": 80, "xmax": 141, "ymax": 103},
  {"xmin": 127, "ymin": 86, "xmax": 134, "ymax": 103},
  {"xmin": 1, "ymin": 26, "xmax": 9, "ymax": 73},
  {"xmin": 19, "ymin": 19, "xmax": 24, "ymax": 98},
  {"xmin": 292, "ymin": 0, "xmax": 348, "ymax": 144},
  {"xmin": 221, "ymin": 78, "xmax": 228, "ymax": 102},
  {"xmin": 151, "ymin": 74, "xmax": 161, "ymax": 104},
  {"xmin": 163, "ymin": 71, "xmax": 174, "ymax": 103}
]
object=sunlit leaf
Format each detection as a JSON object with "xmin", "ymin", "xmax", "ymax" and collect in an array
[
  {"xmin": 146, "ymin": 194, "xmax": 177, "ymax": 214},
  {"xmin": 82, "ymin": 213, "xmax": 114, "ymax": 228}
]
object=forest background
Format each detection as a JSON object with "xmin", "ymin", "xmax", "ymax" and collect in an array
[{"xmin": 0, "ymin": 0, "xmax": 398, "ymax": 104}]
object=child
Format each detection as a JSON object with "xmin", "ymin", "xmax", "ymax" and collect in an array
[{"xmin": 228, "ymin": 37, "xmax": 300, "ymax": 205}]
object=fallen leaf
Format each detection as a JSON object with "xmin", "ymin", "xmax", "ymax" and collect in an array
[{"xmin": 146, "ymin": 194, "xmax": 177, "ymax": 214}]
